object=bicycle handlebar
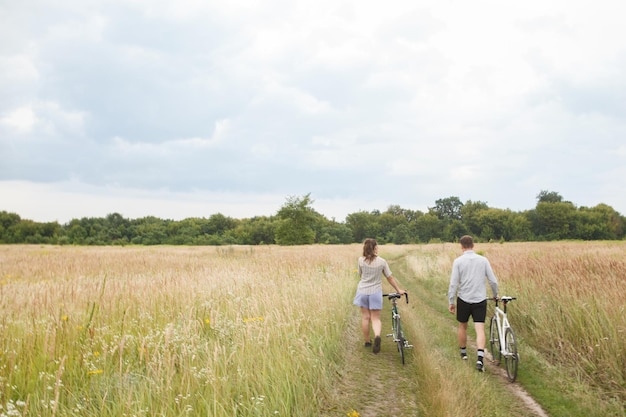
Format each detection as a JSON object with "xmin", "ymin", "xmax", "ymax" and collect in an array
[
  {"xmin": 490, "ymin": 296, "xmax": 517, "ymax": 304},
  {"xmin": 383, "ymin": 292, "xmax": 409, "ymax": 303}
]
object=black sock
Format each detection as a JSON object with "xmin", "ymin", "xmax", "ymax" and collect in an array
[
  {"xmin": 478, "ymin": 349, "xmax": 484, "ymax": 362},
  {"xmin": 460, "ymin": 347, "xmax": 467, "ymax": 355}
]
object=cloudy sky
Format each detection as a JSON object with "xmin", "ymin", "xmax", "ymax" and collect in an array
[{"xmin": 1, "ymin": 0, "xmax": 625, "ymax": 223}]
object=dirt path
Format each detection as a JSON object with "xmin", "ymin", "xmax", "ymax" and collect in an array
[
  {"xmin": 323, "ymin": 251, "xmax": 550, "ymax": 417},
  {"xmin": 323, "ymin": 309, "xmax": 421, "ymax": 417},
  {"xmin": 325, "ymin": 309, "xmax": 549, "ymax": 417},
  {"xmin": 326, "ymin": 310, "xmax": 418, "ymax": 417},
  {"xmin": 463, "ymin": 326, "xmax": 549, "ymax": 417}
]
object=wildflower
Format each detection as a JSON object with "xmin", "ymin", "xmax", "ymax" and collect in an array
[
  {"xmin": 347, "ymin": 409, "xmax": 360, "ymax": 417},
  {"xmin": 61, "ymin": 315, "xmax": 68, "ymax": 321},
  {"xmin": 87, "ymin": 369, "xmax": 103, "ymax": 375},
  {"xmin": 243, "ymin": 316, "xmax": 265, "ymax": 323},
  {"xmin": 93, "ymin": 351, "xmax": 100, "ymax": 357},
  {"xmin": 204, "ymin": 318, "xmax": 210, "ymax": 325}
]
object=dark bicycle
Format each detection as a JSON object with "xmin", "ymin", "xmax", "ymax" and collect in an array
[{"xmin": 383, "ymin": 292, "xmax": 412, "ymax": 364}]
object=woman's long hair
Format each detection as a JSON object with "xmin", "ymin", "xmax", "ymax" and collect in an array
[{"xmin": 362, "ymin": 238, "xmax": 378, "ymax": 263}]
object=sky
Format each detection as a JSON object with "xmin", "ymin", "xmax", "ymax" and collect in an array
[{"xmin": 1, "ymin": 0, "xmax": 626, "ymax": 224}]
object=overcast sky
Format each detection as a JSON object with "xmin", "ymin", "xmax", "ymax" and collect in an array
[{"xmin": 2, "ymin": 0, "xmax": 625, "ymax": 223}]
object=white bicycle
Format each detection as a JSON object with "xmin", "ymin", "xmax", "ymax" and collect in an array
[{"xmin": 489, "ymin": 296, "xmax": 519, "ymax": 382}]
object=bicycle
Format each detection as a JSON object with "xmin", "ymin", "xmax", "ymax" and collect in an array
[
  {"xmin": 489, "ymin": 296, "xmax": 519, "ymax": 382},
  {"xmin": 383, "ymin": 292, "xmax": 412, "ymax": 364}
]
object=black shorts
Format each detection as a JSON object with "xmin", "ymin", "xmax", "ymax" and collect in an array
[{"xmin": 456, "ymin": 298, "xmax": 487, "ymax": 323}]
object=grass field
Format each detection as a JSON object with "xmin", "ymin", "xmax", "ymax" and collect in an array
[
  {"xmin": 0, "ymin": 245, "xmax": 358, "ymax": 416},
  {"xmin": 400, "ymin": 241, "xmax": 626, "ymax": 417},
  {"xmin": 1, "ymin": 242, "xmax": 624, "ymax": 416}
]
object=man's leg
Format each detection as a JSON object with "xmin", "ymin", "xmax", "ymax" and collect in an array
[
  {"xmin": 475, "ymin": 322, "xmax": 486, "ymax": 371},
  {"xmin": 473, "ymin": 300, "xmax": 488, "ymax": 371},
  {"xmin": 456, "ymin": 298, "xmax": 470, "ymax": 359},
  {"xmin": 457, "ymin": 321, "xmax": 468, "ymax": 348},
  {"xmin": 475, "ymin": 322, "xmax": 486, "ymax": 350}
]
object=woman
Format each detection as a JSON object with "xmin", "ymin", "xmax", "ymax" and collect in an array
[{"xmin": 353, "ymin": 238, "xmax": 405, "ymax": 353}]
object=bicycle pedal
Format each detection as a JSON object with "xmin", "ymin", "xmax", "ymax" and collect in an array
[{"xmin": 404, "ymin": 343, "xmax": 413, "ymax": 349}]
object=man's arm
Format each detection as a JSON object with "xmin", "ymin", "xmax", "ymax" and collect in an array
[
  {"xmin": 485, "ymin": 261, "xmax": 498, "ymax": 298},
  {"xmin": 447, "ymin": 261, "xmax": 459, "ymax": 307}
]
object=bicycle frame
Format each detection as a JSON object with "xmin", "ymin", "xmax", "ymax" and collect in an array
[
  {"xmin": 492, "ymin": 305, "xmax": 510, "ymax": 355},
  {"xmin": 383, "ymin": 292, "xmax": 412, "ymax": 364},
  {"xmin": 489, "ymin": 296, "xmax": 519, "ymax": 382}
]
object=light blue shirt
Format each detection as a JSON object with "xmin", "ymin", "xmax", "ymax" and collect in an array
[{"xmin": 448, "ymin": 250, "xmax": 498, "ymax": 305}]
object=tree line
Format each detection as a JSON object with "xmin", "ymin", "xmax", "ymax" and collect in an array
[{"xmin": 1, "ymin": 191, "xmax": 624, "ymax": 245}]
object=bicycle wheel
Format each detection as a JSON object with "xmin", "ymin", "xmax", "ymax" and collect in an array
[
  {"xmin": 396, "ymin": 319, "xmax": 405, "ymax": 365},
  {"xmin": 489, "ymin": 316, "xmax": 501, "ymax": 365},
  {"xmin": 504, "ymin": 327, "xmax": 518, "ymax": 382}
]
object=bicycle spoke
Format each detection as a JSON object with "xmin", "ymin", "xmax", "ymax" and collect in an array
[
  {"xmin": 489, "ymin": 316, "xmax": 501, "ymax": 365},
  {"xmin": 397, "ymin": 319, "xmax": 405, "ymax": 364},
  {"xmin": 504, "ymin": 327, "xmax": 518, "ymax": 382}
]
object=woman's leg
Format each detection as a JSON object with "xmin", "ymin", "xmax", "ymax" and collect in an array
[
  {"xmin": 370, "ymin": 309, "xmax": 383, "ymax": 353},
  {"xmin": 360, "ymin": 307, "xmax": 372, "ymax": 342},
  {"xmin": 370, "ymin": 309, "xmax": 382, "ymax": 337}
]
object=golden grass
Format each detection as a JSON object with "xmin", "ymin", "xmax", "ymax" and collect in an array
[
  {"xmin": 1, "ymin": 242, "xmax": 624, "ymax": 416},
  {"xmin": 487, "ymin": 242, "xmax": 626, "ymax": 403},
  {"xmin": 0, "ymin": 245, "xmax": 359, "ymax": 416},
  {"xmin": 409, "ymin": 241, "xmax": 626, "ymax": 407}
]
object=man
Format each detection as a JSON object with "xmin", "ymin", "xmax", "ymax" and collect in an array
[{"xmin": 448, "ymin": 235, "xmax": 499, "ymax": 372}]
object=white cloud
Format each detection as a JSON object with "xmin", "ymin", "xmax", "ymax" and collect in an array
[
  {"xmin": 0, "ymin": 54, "xmax": 39, "ymax": 83},
  {"xmin": 111, "ymin": 119, "xmax": 230, "ymax": 155},
  {"xmin": 0, "ymin": 180, "xmax": 284, "ymax": 223},
  {"xmin": 1, "ymin": 106, "xmax": 37, "ymax": 133},
  {"xmin": 0, "ymin": 101, "xmax": 86, "ymax": 137},
  {"xmin": 2, "ymin": 0, "xmax": 626, "ymax": 221}
]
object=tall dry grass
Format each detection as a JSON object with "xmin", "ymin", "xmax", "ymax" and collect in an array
[
  {"xmin": 0, "ymin": 245, "xmax": 359, "ymax": 416},
  {"xmin": 409, "ymin": 241, "xmax": 626, "ymax": 408},
  {"xmin": 487, "ymin": 242, "xmax": 626, "ymax": 403}
]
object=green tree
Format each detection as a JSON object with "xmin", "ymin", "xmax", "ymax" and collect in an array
[
  {"xmin": 128, "ymin": 216, "xmax": 168, "ymax": 245},
  {"xmin": 9, "ymin": 220, "xmax": 59, "ymax": 243},
  {"xmin": 537, "ymin": 190, "xmax": 564, "ymax": 203},
  {"xmin": 528, "ymin": 201, "xmax": 577, "ymax": 240},
  {"xmin": 318, "ymin": 221, "xmax": 353, "ymax": 244},
  {"xmin": 0, "ymin": 211, "xmax": 22, "ymax": 242},
  {"xmin": 204, "ymin": 213, "xmax": 238, "ymax": 235},
  {"xmin": 65, "ymin": 219, "xmax": 88, "ymax": 244},
  {"xmin": 506, "ymin": 212, "xmax": 533, "ymax": 241},
  {"xmin": 390, "ymin": 224, "xmax": 412, "ymax": 244},
  {"xmin": 228, "ymin": 216, "xmax": 276, "ymax": 245},
  {"xmin": 413, "ymin": 213, "xmax": 442, "ymax": 243},
  {"xmin": 104, "ymin": 212, "xmax": 130, "ymax": 244},
  {"xmin": 460, "ymin": 200, "xmax": 489, "ymax": 236},
  {"xmin": 443, "ymin": 219, "xmax": 468, "ymax": 242},
  {"xmin": 430, "ymin": 196, "xmax": 464, "ymax": 221},
  {"xmin": 274, "ymin": 194, "xmax": 317, "ymax": 245},
  {"xmin": 585, "ymin": 203, "xmax": 624, "ymax": 239},
  {"xmin": 345, "ymin": 211, "xmax": 380, "ymax": 243},
  {"xmin": 572, "ymin": 208, "xmax": 611, "ymax": 240},
  {"xmin": 166, "ymin": 218, "xmax": 202, "ymax": 244},
  {"xmin": 378, "ymin": 208, "xmax": 408, "ymax": 243}
]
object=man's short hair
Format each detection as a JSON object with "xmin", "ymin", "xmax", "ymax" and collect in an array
[{"xmin": 459, "ymin": 235, "xmax": 474, "ymax": 249}]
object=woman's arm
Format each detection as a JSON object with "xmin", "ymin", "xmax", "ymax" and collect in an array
[{"xmin": 386, "ymin": 275, "xmax": 405, "ymax": 295}]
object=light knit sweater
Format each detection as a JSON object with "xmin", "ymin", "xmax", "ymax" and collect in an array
[{"xmin": 356, "ymin": 256, "xmax": 392, "ymax": 295}]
